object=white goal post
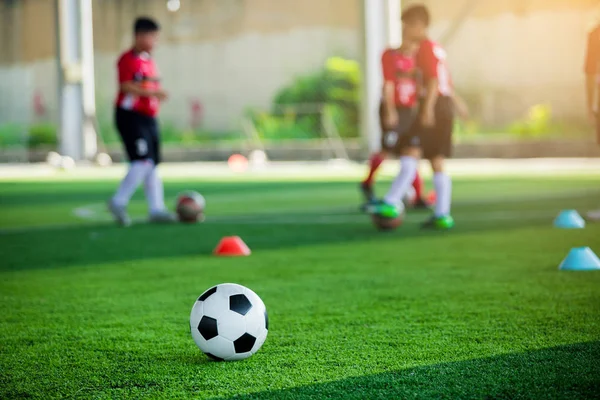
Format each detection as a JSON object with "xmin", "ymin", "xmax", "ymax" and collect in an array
[{"xmin": 358, "ymin": 0, "xmax": 402, "ymax": 154}]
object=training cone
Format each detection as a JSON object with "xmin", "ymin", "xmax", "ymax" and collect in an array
[
  {"xmin": 559, "ymin": 247, "xmax": 600, "ymax": 271},
  {"xmin": 214, "ymin": 236, "xmax": 251, "ymax": 256},
  {"xmin": 553, "ymin": 210, "xmax": 585, "ymax": 229},
  {"xmin": 427, "ymin": 191, "xmax": 436, "ymax": 205}
]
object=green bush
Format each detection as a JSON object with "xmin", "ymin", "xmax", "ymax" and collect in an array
[
  {"xmin": 251, "ymin": 112, "xmax": 316, "ymax": 141},
  {"xmin": 0, "ymin": 124, "xmax": 27, "ymax": 147},
  {"xmin": 263, "ymin": 56, "xmax": 361, "ymax": 139},
  {"xmin": 508, "ymin": 104, "xmax": 552, "ymax": 138},
  {"xmin": 28, "ymin": 124, "xmax": 57, "ymax": 149}
]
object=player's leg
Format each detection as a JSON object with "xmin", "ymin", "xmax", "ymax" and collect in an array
[
  {"xmin": 420, "ymin": 155, "xmax": 453, "ymax": 229},
  {"xmin": 382, "ymin": 146, "xmax": 420, "ymax": 209},
  {"xmin": 144, "ymin": 118, "xmax": 176, "ymax": 223},
  {"xmin": 360, "ymin": 104, "xmax": 391, "ymax": 208},
  {"xmin": 109, "ymin": 109, "xmax": 153, "ymax": 226},
  {"xmin": 370, "ymin": 107, "xmax": 422, "ymax": 218},
  {"xmin": 369, "ymin": 145, "xmax": 421, "ymax": 218},
  {"xmin": 411, "ymin": 170, "xmax": 432, "ymax": 209},
  {"xmin": 421, "ymin": 97, "xmax": 455, "ymax": 230},
  {"xmin": 587, "ymin": 117, "xmax": 600, "ymax": 221},
  {"xmin": 360, "ymin": 151, "xmax": 386, "ymax": 206}
]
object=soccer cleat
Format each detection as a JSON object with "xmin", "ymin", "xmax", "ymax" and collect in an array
[
  {"xmin": 149, "ymin": 210, "xmax": 178, "ymax": 224},
  {"xmin": 108, "ymin": 200, "xmax": 132, "ymax": 227},
  {"xmin": 360, "ymin": 182, "xmax": 381, "ymax": 212},
  {"xmin": 371, "ymin": 202, "xmax": 401, "ymax": 219},
  {"xmin": 361, "ymin": 198, "xmax": 384, "ymax": 213},
  {"xmin": 421, "ymin": 215, "xmax": 454, "ymax": 230}
]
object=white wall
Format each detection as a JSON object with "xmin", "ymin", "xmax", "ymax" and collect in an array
[
  {"xmin": 156, "ymin": 27, "xmax": 358, "ymax": 130},
  {"xmin": 0, "ymin": 8, "xmax": 593, "ymax": 130},
  {"xmin": 432, "ymin": 9, "xmax": 592, "ymax": 123},
  {"xmin": 3, "ymin": 27, "xmax": 358, "ymax": 132}
]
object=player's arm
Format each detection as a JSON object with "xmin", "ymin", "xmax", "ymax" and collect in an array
[
  {"xmin": 450, "ymin": 91, "xmax": 469, "ymax": 120},
  {"xmin": 120, "ymin": 81, "xmax": 164, "ymax": 97},
  {"xmin": 418, "ymin": 43, "xmax": 439, "ymax": 127},
  {"xmin": 585, "ymin": 29, "xmax": 598, "ymax": 120},
  {"xmin": 381, "ymin": 51, "xmax": 399, "ymax": 128},
  {"xmin": 118, "ymin": 59, "xmax": 167, "ymax": 99},
  {"xmin": 421, "ymin": 79, "xmax": 439, "ymax": 127}
]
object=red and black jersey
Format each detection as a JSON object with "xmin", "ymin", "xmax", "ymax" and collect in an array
[
  {"xmin": 381, "ymin": 48, "xmax": 419, "ymax": 108},
  {"xmin": 585, "ymin": 25, "xmax": 600, "ymax": 79},
  {"xmin": 416, "ymin": 39, "xmax": 453, "ymax": 97},
  {"xmin": 115, "ymin": 49, "xmax": 161, "ymax": 117}
]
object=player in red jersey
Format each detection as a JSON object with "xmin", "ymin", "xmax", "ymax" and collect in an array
[
  {"xmin": 584, "ymin": 23, "xmax": 600, "ymax": 221},
  {"xmin": 360, "ymin": 39, "xmax": 430, "ymax": 211},
  {"xmin": 108, "ymin": 17, "xmax": 176, "ymax": 226},
  {"xmin": 372, "ymin": 4, "xmax": 469, "ymax": 229}
]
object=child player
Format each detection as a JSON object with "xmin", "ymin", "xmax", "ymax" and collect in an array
[
  {"xmin": 360, "ymin": 38, "xmax": 429, "ymax": 210},
  {"xmin": 585, "ymin": 20, "xmax": 600, "ymax": 221},
  {"xmin": 372, "ymin": 4, "xmax": 469, "ymax": 230},
  {"xmin": 108, "ymin": 17, "xmax": 176, "ymax": 226}
]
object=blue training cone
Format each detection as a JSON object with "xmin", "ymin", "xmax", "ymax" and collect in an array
[
  {"xmin": 553, "ymin": 210, "xmax": 585, "ymax": 229},
  {"xmin": 559, "ymin": 247, "xmax": 600, "ymax": 271}
]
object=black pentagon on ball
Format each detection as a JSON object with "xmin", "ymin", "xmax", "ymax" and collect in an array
[
  {"xmin": 229, "ymin": 294, "xmax": 252, "ymax": 316},
  {"xmin": 198, "ymin": 316, "xmax": 218, "ymax": 340},
  {"xmin": 265, "ymin": 310, "xmax": 269, "ymax": 330},
  {"xmin": 234, "ymin": 333, "xmax": 257, "ymax": 353},
  {"xmin": 198, "ymin": 286, "xmax": 217, "ymax": 302}
]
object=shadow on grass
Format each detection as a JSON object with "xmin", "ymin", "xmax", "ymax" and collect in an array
[
  {"xmin": 1, "ymin": 179, "xmax": 598, "ymax": 272},
  {"xmin": 220, "ymin": 341, "xmax": 600, "ymax": 400},
  {"xmin": 0, "ymin": 209, "xmax": 553, "ymax": 272}
]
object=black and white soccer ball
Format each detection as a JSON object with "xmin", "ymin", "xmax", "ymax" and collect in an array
[{"xmin": 190, "ymin": 283, "xmax": 268, "ymax": 361}]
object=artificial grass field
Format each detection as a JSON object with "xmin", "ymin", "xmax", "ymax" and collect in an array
[{"xmin": 1, "ymin": 169, "xmax": 600, "ymax": 399}]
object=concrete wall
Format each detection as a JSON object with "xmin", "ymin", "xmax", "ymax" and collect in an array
[
  {"xmin": 0, "ymin": 0, "xmax": 359, "ymax": 131},
  {"xmin": 405, "ymin": 0, "xmax": 599, "ymax": 124},
  {"xmin": 0, "ymin": 0, "xmax": 598, "ymax": 132}
]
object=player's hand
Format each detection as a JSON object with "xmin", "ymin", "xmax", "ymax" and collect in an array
[
  {"xmin": 454, "ymin": 99, "xmax": 470, "ymax": 121},
  {"xmin": 421, "ymin": 107, "xmax": 435, "ymax": 128},
  {"xmin": 154, "ymin": 90, "xmax": 169, "ymax": 101},
  {"xmin": 384, "ymin": 110, "xmax": 400, "ymax": 129}
]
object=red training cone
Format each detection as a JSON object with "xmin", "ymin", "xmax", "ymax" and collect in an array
[{"xmin": 213, "ymin": 236, "xmax": 251, "ymax": 256}]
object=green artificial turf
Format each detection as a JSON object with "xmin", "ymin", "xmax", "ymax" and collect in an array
[{"xmin": 1, "ymin": 175, "xmax": 600, "ymax": 399}]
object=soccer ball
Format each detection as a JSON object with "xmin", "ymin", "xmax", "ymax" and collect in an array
[
  {"xmin": 46, "ymin": 151, "xmax": 62, "ymax": 168},
  {"xmin": 403, "ymin": 187, "xmax": 416, "ymax": 208},
  {"xmin": 371, "ymin": 213, "xmax": 404, "ymax": 231},
  {"xmin": 176, "ymin": 191, "xmax": 205, "ymax": 223},
  {"xmin": 95, "ymin": 152, "xmax": 113, "ymax": 167},
  {"xmin": 371, "ymin": 204, "xmax": 405, "ymax": 231},
  {"xmin": 59, "ymin": 156, "xmax": 75, "ymax": 170},
  {"xmin": 190, "ymin": 283, "xmax": 269, "ymax": 361}
]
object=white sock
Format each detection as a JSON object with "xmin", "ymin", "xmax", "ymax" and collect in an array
[
  {"xmin": 144, "ymin": 164, "xmax": 166, "ymax": 214},
  {"xmin": 433, "ymin": 172, "xmax": 452, "ymax": 217},
  {"xmin": 384, "ymin": 156, "xmax": 418, "ymax": 206},
  {"xmin": 112, "ymin": 160, "xmax": 152, "ymax": 207}
]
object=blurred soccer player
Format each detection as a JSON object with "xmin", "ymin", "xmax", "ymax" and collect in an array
[
  {"xmin": 372, "ymin": 4, "xmax": 469, "ymax": 230},
  {"xmin": 585, "ymin": 22, "xmax": 600, "ymax": 221},
  {"xmin": 108, "ymin": 17, "xmax": 176, "ymax": 226},
  {"xmin": 360, "ymin": 39, "xmax": 430, "ymax": 211}
]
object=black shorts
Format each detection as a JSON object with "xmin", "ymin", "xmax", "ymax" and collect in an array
[
  {"xmin": 115, "ymin": 108, "xmax": 161, "ymax": 165},
  {"xmin": 379, "ymin": 105, "xmax": 418, "ymax": 156},
  {"xmin": 414, "ymin": 96, "xmax": 455, "ymax": 159}
]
